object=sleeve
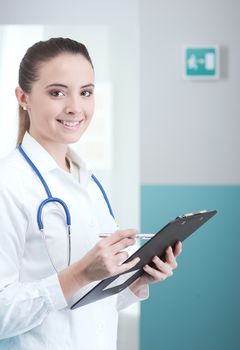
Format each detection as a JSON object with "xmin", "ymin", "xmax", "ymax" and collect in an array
[
  {"xmin": 116, "ymin": 285, "xmax": 149, "ymax": 311},
  {"xmin": 0, "ymin": 179, "xmax": 67, "ymax": 340}
]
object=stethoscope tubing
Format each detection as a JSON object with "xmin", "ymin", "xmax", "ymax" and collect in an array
[{"xmin": 17, "ymin": 144, "xmax": 114, "ymax": 272}]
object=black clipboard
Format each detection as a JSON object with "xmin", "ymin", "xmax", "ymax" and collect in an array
[{"xmin": 70, "ymin": 209, "xmax": 217, "ymax": 309}]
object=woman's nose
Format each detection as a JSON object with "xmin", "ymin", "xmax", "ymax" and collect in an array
[{"xmin": 64, "ymin": 97, "xmax": 83, "ymax": 115}]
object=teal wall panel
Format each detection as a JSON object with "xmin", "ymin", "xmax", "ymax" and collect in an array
[{"xmin": 140, "ymin": 186, "xmax": 240, "ymax": 350}]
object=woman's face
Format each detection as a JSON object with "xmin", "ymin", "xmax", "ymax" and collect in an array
[{"xmin": 21, "ymin": 53, "xmax": 95, "ymax": 147}]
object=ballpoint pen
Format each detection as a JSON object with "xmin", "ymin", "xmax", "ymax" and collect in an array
[{"xmin": 99, "ymin": 233, "xmax": 154, "ymax": 240}]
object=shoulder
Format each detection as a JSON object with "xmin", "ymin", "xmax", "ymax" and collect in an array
[
  {"xmin": 0, "ymin": 148, "xmax": 27, "ymax": 189},
  {"xmin": 0, "ymin": 149, "xmax": 33, "ymax": 215}
]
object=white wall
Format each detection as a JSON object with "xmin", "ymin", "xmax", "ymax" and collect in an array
[
  {"xmin": 0, "ymin": 0, "xmax": 139, "ymax": 25},
  {"xmin": 140, "ymin": 0, "xmax": 240, "ymax": 185}
]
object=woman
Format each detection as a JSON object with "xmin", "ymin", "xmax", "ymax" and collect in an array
[{"xmin": 0, "ymin": 37, "xmax": 182, "ymax": 350}]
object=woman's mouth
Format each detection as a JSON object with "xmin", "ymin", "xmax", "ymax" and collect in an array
[{"xmin": 57, "ymin": 119, "xmax": 82, "ymax": 129}]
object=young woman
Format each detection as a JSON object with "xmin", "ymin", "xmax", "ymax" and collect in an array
[{"xmin": 0, "ymin": 37, "xmax": 182, "ymax": 350}]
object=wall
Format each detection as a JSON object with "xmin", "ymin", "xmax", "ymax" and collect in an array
[
  {"xmin": 0, "ymin": 0, "xmax": 139, "ymax": 26},
  {"xmin": 140, "ymin": 1, "xmax": 240, "ymax": 349}
]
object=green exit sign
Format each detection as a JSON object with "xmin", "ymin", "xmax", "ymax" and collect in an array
[{"xmin": 184, "ymin": 46, "xmax": 219, "ymax": 80}]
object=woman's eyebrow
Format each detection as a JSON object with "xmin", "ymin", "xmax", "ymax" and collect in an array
[{"xmin": 45, "ymin": 83, "xmax": 95, "ymax": 89}]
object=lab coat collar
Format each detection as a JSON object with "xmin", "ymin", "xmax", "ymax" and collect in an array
[
  {"xmin": 20, "ymin": 132, "xmax": 92, "ymax": 185},
  {"xmin": 67, "ymin": 147, "xmax": 92, "ymax": 186}
]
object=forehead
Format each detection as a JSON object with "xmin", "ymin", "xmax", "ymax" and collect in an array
[{"xmin": 36, "ymin": 53, "xmax": 94, "ymax": 86}]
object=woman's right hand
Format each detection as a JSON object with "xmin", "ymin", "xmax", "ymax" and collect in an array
[{"xmin": 59, "ymin": 229, "xmax": 140, "ymax": 299}]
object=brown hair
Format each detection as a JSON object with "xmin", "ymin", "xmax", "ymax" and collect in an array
[{"xmin": 17, "ymin": 37, "xmax": 94, "ymax": 144}]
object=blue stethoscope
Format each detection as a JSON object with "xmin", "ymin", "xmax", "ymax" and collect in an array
[{"xmin": 18, "ymin": 144, "xmax": 114, "ymax": 272}]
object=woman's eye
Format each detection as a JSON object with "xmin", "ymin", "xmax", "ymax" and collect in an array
[
  {"xmin": 81, "ymin": 90, "xmax": 93, "ymax": 97},
  {"xmin": 50, "ymin": 90, "xmax": 64, "ymax": 97}
]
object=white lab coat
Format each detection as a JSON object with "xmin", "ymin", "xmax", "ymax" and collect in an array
[{"xmin": 0, "ymin": 132, "xmax": 144, "ymax": 350}]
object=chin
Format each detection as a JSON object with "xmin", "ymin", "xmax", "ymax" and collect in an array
[{"xmin": 63, "ymin": 134, "xmax": 83, "ymax": 145}]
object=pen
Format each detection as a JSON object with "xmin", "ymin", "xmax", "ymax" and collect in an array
[{"xmin": 99, "ymin": 233, "xmax": 154, "ymax": 240}]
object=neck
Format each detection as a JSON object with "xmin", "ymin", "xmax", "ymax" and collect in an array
[
  {"xmin": 43, "ymin": 143, "xmax": 70, "ymax": 172},
  {"xmin": 29, "ymin": 132, "xmax": 70, "ymax": 172}
]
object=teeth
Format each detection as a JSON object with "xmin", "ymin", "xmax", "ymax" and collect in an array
[{"xmin": 61, "ymin": 121, "xmax": 80, "ymax": 127}]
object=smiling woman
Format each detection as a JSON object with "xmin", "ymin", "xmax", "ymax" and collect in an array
[
  {"xmin": 0, "ymin": 37, "xmax": 144, "ymax": 350},
  {"xmin": 0, "ymin": 25, "xmax": 142, "ymax": 349},
  {"xmin": 0, "ymin": 37, "xmax": 181, "ymax": 350}
]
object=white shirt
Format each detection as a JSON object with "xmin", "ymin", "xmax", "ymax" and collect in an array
[{"xmin": 0, "ymin": 133, "xmax": 145, "ymax": 350}]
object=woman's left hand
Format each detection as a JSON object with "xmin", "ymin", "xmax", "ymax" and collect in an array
[{"xmin": 129, "ymin": 241, "xmax": 182, "ymax": 298}]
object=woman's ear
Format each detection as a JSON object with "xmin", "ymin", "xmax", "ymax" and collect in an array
[{"xmin": 15, "ymin": 86, "xmax": 29, "ymax": 110}]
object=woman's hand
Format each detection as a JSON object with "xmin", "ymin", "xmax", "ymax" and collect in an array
[
  {"xmin": 129, "ymin": 241, "xmax": 182, "ymax": 298},
  {"xmin": 77, "ymin": 229, "xmax": 140, "ymax": 283},
  {"xmin": 59, "ymin": 229, "xmax": 140, "ymax": 299}
]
